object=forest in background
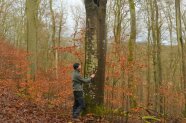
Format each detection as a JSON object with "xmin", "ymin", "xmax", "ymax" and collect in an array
[{"xmin": 1, "ymin": 0, "xmax": 186, "ymax": 122}]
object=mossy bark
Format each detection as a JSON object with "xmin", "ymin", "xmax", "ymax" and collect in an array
[{"xmin": 84, "ymin": 0, "xmax": 107, "ymax": 114}]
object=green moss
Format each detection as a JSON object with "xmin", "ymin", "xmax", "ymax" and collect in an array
[{"xmin": 142, "ymin": 116, "xmax": 161, "ymax": 123}]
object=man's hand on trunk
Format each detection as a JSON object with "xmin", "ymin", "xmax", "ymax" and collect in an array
[{"xmin": 90, "ymin": 74, "xmax": 95, "ymax": 79}]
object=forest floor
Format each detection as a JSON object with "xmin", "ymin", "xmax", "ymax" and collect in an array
[
  {"xmin": 0, "ymin": 80, "xmax": 110, "ymax": 123},
  {"xmin": 2, "ymin": 80, "xmax": 185, "ymax": 123}
]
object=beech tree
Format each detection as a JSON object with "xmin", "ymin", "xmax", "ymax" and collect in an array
[
  {"xmin": 175, "ymin": 0, "xmax": 186, "ymax": 116},
  {"xmin": 26, "ymin": 0, "xmax": 40, "ymax": 81},
  {"xmin": 84, "ymin": 0, "xmax": 107, "ymax": 106},
  {"xmin": 127, "ymin": 0, "xmax": 137, "ymax": 109}
]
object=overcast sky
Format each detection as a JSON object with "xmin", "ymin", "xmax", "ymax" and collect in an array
[
  {"xmin": 60, "ymin": 0, "xmax": 84, "ymax": 36},
  {"xmin": 58, "ymin": 0, "xmax": 186, "ymax": 40}
]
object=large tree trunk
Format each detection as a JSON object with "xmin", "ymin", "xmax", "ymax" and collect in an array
[
  {"xmin": 84, "ymin": 0, "xmax": 98, "ymax": 78},
  {"xmin": 175, "ymin": 0, "xmax": 186, "ymax": 116},
  {"xmin": 26, "ymin": 0, "xmax": 40, "ymax": 81},
  {"xmin": 128, "ymin": 0, "xmax": 137, "ymax": 108},
  {"xmin": 84, "ymin": 0, "xmax": 98, "ymax": 112},
  {"xmin": 154, "ymin": 0, "xmax": 163, "ymax": 113},
  {"xmin": 49, "ymin": 0, "xmax": 58, "ymax": 79},
  {"xmin": 125, "ymin": 1, "xmax": 137, "ymax": 122},
  {"xmin": 145, "ymin": 0, "xmax": 151, "ymax": 108},
  {"xmin": 150, "ymin": 0, "xmax": 163, "ymax": 113},
  {"xmin": 96, "ymin": 0, "xmax": 107, "ymax": 105},
  {"xmin": 84, "ymin": 0, "xmax": 107, "ymax": 108}
]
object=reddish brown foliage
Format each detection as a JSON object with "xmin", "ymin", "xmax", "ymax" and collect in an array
[
  {"xmin": 0, "ymin": 37, "xmax": 109, "ymax": 122},
  {"xmin": 0, "ymin": 80, "xmax": 110, "ymax": 122},
  {"xmin": 0, "ymin": 38, "xmax": 73, "ymax": 107},
  {"xmin": 0, "ymin": 39, "xmax": 28, "ymax": 81}
]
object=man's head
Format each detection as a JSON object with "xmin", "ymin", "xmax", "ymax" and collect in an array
[{"xmin": 73, "ymin": 63, "xmax": 81, "ymax": 71}]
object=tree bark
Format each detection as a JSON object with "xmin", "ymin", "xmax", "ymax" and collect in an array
[
  {"xmin": 84, "ymin": 0, "xmax": 98, "ymax": 78},
  {"xmin": 96, "ymin": 0, "xmax": 107, "ymax": 105},
  {"xmin": 26, "ymin": 0, "xmax": 40, "ymax": 81},
  {"xmin": 84, "ymin": 0, "xmax": 107, "ymax": 107},
  {"xmin": 49, "ymin": 0, "xmax": 58, "ymax": 79},
  {"xmin": 154, "ymin": 0, "xmax": 163, "ymax": 113},
  {"xmin": 175, "ymin": 0, "xmax": 186, "ymax": 116},
  {"xmin": 145, "ymin": 0, "xmax": 151, "ymax": 107},
  {"xmin": 128, "ymin": 0, "xmax": 137, "ymax": 108},
  {"xmin": 150, "ymin": 0, "xmax": 163, "ymax": 113}
]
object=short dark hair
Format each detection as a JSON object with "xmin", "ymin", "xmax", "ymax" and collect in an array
[{"xmin": 73, "ymin": 63, "xmax": 80, "ymax": 70}]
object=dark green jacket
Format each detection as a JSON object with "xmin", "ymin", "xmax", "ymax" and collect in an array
[{"xmin": 72, "ymin": 70, "xmax": 91, "ymax": 91}]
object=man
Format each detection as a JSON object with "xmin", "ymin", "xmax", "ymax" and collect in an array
[{"xmin": 72, "ymin": 63, "xmax": 95, "ymax": 119}]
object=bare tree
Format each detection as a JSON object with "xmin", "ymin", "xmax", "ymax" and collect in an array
[
  {"xmin": 127, "ymin": 0, "xmax": 137, "ymax": 109},
  {"xmin": 26, "ymin": 0, "xmax": 40, "ymax": 81},
  {"xmin": 175, "ymin": 0, "xmax": 186, "ymax": 116}
]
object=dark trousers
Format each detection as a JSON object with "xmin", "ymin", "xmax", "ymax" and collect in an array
[{"xmin": 72, "ymin": 91, "xmax": 85, "ymax": 118}]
